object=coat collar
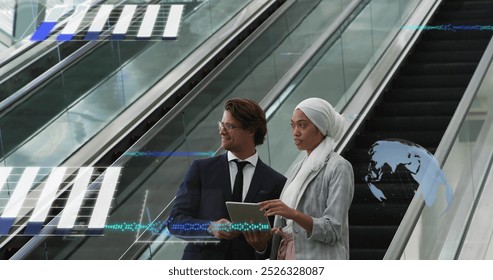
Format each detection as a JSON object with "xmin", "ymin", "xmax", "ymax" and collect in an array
[
  {"xmin": 244, "ymin": 158, "xmax": 265, "ymax": 202},
  {"xmin": 220, "ymin": 154, "xmax": 233, "ymax": 202}
]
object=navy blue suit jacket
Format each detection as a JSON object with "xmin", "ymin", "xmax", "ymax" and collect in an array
[{"xmin": 168, "ymin": 153, "xmax": 286, "ymax": 259}]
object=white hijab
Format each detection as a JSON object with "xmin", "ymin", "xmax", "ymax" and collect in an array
[{"xmin": 280, "ymin": 98, "xmax": 345, "ymax": 232}]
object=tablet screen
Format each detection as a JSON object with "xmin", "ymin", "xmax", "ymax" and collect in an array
[{"xmin": 225, "ymin": 201, "xmax": 271, "ymax": 231}]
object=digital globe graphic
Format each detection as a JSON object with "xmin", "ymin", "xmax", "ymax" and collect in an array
[{"xmin": 365, "ymin": 139, "xmax": 454, "ymax": 214}]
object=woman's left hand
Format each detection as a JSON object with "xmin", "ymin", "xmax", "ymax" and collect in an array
[{"xmin": 259, "ymin": 199, "xmax": 297, "ymax": 219}]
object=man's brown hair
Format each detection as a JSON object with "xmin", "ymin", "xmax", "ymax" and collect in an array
[{"xmin": 224, "ymin": 98, "xmax": 267, "ymax": 145}]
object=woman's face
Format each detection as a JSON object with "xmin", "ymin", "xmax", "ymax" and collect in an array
[{"xmin": 291, "ymin": 109, "xmax": 325, "ymax": 155}]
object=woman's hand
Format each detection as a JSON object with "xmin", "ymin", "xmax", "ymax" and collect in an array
[
  {"xmin": 259, "ymin": 199, "xmax": 297, "ymax": 219},
  {"xmin": 259, "ymin": 199, "xmax": 314, "ymax": 236}
]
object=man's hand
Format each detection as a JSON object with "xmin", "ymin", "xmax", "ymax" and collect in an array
[
  {"xmin": 243, "ymin": 226, "xmax": 273, "ymax": 252},
  {"xmin": 209, "ymin": 218, "xmax": 240, "ymax": 240}
]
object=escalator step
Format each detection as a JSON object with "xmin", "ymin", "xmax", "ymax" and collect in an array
[
  {"xmin": 344, "ymin": 146, "xmax": 437, "ymax": 161},
  {"xmin": 352, "ymin": 184, "xmax": 376, "ymax": 203},
  {"xmin": 409, "ymin": 51, "xmax": 484, "ymax": 63},
  {"xmin": 352, "ymin": 168, "xmax": 422, "ymax": 185},
  {"xmin": 349, "ymin": 202, "xmax": 409, "ymax": 226},
  {"xmin": 355, "ymin": 131, "xmax": 443, "ymax": 147},
  {"xmin": 435, "ymin": 10, "xmax": 493, "ymax": 20},
  {"xmin": 345, "ymin": 154, "xmax": 371, "ymax": 169},
  {"xmin": 352, "ymin": 184, "xmax": 417, "ymax": 205},
  {"xmin": 421, "ymin": 31, "xmax": 493, "ymax": 41},
  {"xmin": 349, "ymin": 225, "xmax": 399, "ymax": 249},
  {"xmin": 350, "ymin": 248, "xmax": 387, "ymax": 260},
  {"xmin": 442, "ymin": 1, "xmax": 493, "ymax": 11},
  {"xmin": 367, "ymin": 116, "xmax": 451, "ymax": 131},
  {"xmin": 385, "ymin": 88, "xmax": 465, "ymax": 102},
  {"xmin": 417, "ymin": 40, "xmax": 489, "ymax": 52},
  {"xmin": 394, "ymin": 74, "xmax": 471, "ymax": 88},
  {"xmin": 432, "ymin": 19, "xmax": 493, "ymax": 26},
  {"xmin": 374, "ymin": 101, "xmax": 459, "ymax": 116},
  {"xmin": 400, "ymin": 62, "xmax": 477, "ymax": 75}
]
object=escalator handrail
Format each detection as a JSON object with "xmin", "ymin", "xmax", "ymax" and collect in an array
[
  {"xmin": 0, "ymin": 28, "xmax": 13, "ymax": 47},
  {"xmin": 0, "ymin": 39, "xmax": 99, "ymax": 117},
  {"xmin": 0, "ymin": 0, "xmax": 169, "ymax": 118},
  {"xmin": 383, "ymin": 21, "xmax": 493, "ymax": 260},
  {"xmin": 259, "ymin": 0, "xmax": 365, "ymax": 112},
  {"xmin": 0, "ymin": 0, "xmax": 108, "ymax": 70}
]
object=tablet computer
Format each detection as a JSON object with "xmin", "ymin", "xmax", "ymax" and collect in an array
[{"xmin": 225, "ymin": 201, "xmax": 271, "ymax": 231}]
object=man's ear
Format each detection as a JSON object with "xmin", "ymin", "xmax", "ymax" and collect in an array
[{"xmin": 247, "ymin": 128, "xmax": 255, "ymax": 136}]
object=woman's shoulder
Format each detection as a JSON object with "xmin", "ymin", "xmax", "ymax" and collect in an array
[{"xmin": 325, "ymin": 152, "xmax": 353, "ymax": 172}]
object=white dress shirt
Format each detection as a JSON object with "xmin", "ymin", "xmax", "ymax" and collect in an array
[{"xmin": 227, "ymin": 151, "xmax": 258, "ymax": 201}]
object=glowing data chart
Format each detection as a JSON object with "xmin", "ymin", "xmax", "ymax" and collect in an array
[
  {"xmin": 87, "ymin": 167, "xmax": 121, "ymax": 233},
  {"xmin": 31, "ymin": 4, "xmax": 185, "ymax": 41},
  {"xmin": 0, "ymin": 167, "xmax": 39, "ymax": 234},
  {"xmin": 0, "ymin": 167, "xmax": 122, "ymax": 236},
  {"xmin": 163, "ymin": 5, "xmax": 184, "ymax": 39},
  {"xmin": 112, "ymin": 5, "xmax": 137, "ymax": 40},
  {"xmin": 0, "ymin": 167, "xmax": 13, "ymax": 202},
  {"xmin": 137, "ymin": 5, "xmax": 160, "ymax": 39},
  {"xmin": 31, "ymin": 5, "xmax": 71, "ymax": 41},
  {"xmin": 57, "ymin": 5, "xmax": 89, "ymax": 41},
  {"xmin": 84, "ymin": 5, "xmax": 114, "ymax": 40},
  {"xmin": 56, "ymin": 167, "xmax": 93, "ymax": 233},
  {"xmin": 25, "ymin": 167, "xmax": 67, "ymax": 235}
]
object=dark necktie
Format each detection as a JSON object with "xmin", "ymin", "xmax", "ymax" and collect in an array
[{"xmin": 232, "ymin": 160, "xmax": 249, "ymax": 202}]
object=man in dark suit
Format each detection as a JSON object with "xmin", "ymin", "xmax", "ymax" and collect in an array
[{"xmin": 168, "ymin": 98, "xmax": 286, "ymax": 259}]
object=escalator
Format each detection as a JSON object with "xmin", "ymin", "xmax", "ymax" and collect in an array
[
  {"xmin": 5, "ymin": 0, "xmax": 377, "ymax": 259},
  {"xmin": 0, "ymin": 0, "xmax": 112, "ymax": 100},
  {"xmin": 7, "ymin": 0, "xmax": 479, "ymax": 260},
  {"xmin": 344, "ymin": 0, "xmax": 493, "ymax": 259},
  {"xmin": 2, "ymin": 0, "xmax": 355, "ymax": 259},
  {"xmin": 0, "ymin": 0, "xmax": 195, "ymax": 103},
  {"xmin": 0, "ymin": 0, "xmax": 222, "ymax": 166},
  {"xmin": 0, "ymin": 0, "xmax": 286, "ymax": 258}
]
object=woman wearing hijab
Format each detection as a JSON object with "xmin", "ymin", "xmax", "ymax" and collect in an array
[{"xmin": 259, "ymin": 97, "xmax": 354, "ymax": 260}]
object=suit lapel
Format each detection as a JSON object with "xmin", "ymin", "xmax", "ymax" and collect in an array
[
  {"xmin": 219, "ymin": 154, "xmax": 233, "ymax": 202},
  {"xmin": 244, "ymin": 159, "xmax": 265, "ymax": 202},
  {"xmin": 296, "ymin": 168, "xmax": 324, "ymax": 205}
]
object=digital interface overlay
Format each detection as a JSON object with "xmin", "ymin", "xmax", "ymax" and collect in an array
[
  {"xmin": 30, "ymin": 3, "xmax": 186, "ymax": 42},
  {"xmin": 0, "ymin": 166, "xmax": 121, "ymax": 236}
]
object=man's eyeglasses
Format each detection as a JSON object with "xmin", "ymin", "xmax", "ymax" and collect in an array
[{"xmin": 218, "ymin": 122, "xmax": 240, "ymax": 132}]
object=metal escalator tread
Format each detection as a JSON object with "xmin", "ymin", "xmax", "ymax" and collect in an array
[{"xmin": 343, "ymin": 0, "xmax": 493, "ymax": 260}]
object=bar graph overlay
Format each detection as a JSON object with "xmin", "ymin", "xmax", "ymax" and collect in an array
[
  {"xmin": 31, "ymin": 4, "xmax": 187, "ymax": 42},
  {"xmin": 0, "ymin": 167, "xmax": 122, "ymax": 236}
]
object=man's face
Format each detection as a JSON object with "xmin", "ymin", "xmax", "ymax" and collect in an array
[{"xmin": 219, "ymin": 110, "xmax": 254, "ymax": 154}]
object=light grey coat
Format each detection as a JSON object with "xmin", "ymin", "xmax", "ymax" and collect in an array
[{"xmin": 270, "ymin": 151, "xmax": 354, "ymax": 260}]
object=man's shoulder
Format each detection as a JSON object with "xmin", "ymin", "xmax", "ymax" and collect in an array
[
  {"xmin": 257, "ymin": 158, "xmax": 286, "ymax": 181},
  {"xmin": 192, "ymin": 154, "xmax": 225, "ymax": 167},
  {"xmin": 190, "ymin": 155, "xmax": 227, "ymax": 170}
]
